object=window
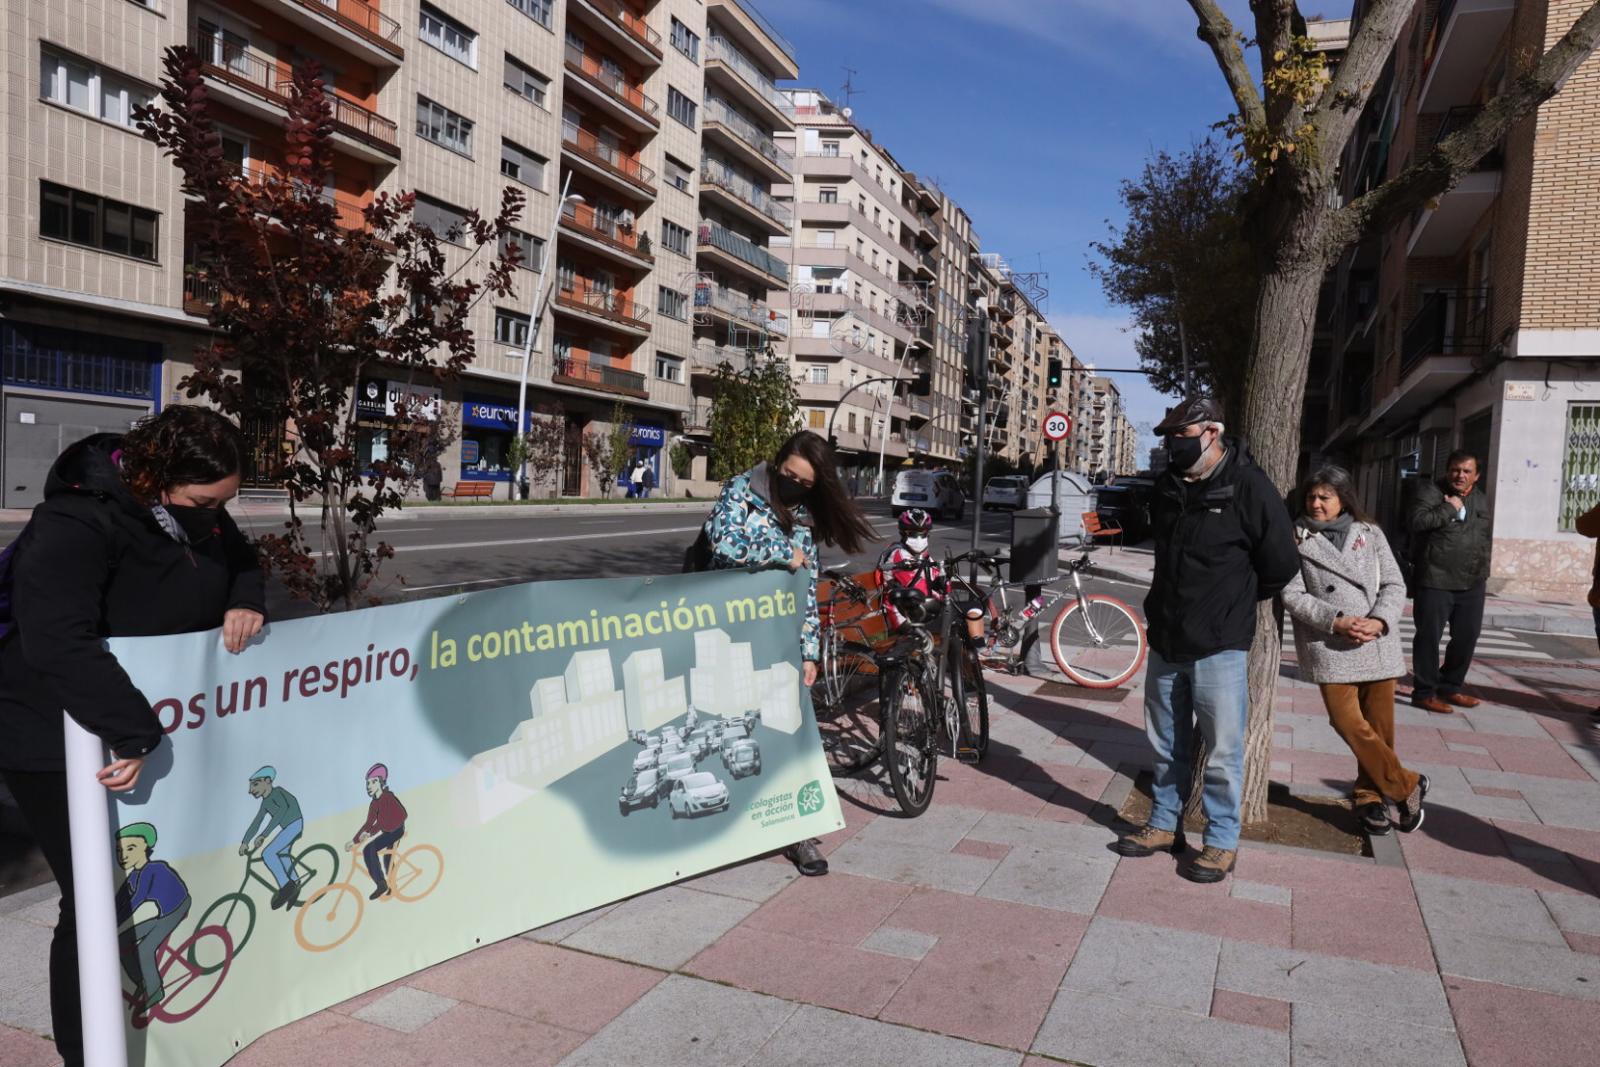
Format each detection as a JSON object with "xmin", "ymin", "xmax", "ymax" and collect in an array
[
  {"xmin": 821, "ymin": 141, "xmax": 840, "ymax": 157},
  {"xmin": 418, "ymin": 3, "xmax": 477, "ymax": 67},
  {"xmin": 413, "ymin": 194, "xmax": 469, "ymax": 245},
  {"xmin": 500, "ymin": 138, "xmax": 546, "ymax": 189},
  {"xmin": 1559, "ymin": 402, "xmax": 1600, "ymax": 531},
  {"xmin": 495, "ymin": 308, "xmax": 531, "ymax": 347},
  {"xmin": 847, "ymin": 413, "xmax": 857, "ymax": 433},
  {"xmin": 656, "ymin": 354, "xmax": 684, "ymax": 382},
  {"xmin": 815, "ymin": 230, "xmax": 836, "ymax": 249},
  {"xmin": 503, "ymin": 55, "xmax": 548, "ymax": 107},
  {"xmin": 808, "ymin": 410, "xmax": 826, "ymax": 429},
  {"xmin": 855, "ymin": 237, "xmax": 864, "ymax": 258},
  {"xmin": 670, "ymin": 17, "xmax": 700, "ymax": 61},
  {"xmin": 818, "ymin": 187, "xmax": 838, "ymax": 204},
  {"xmin": 39, "ymin": 181, "xmax": 158, "ymax": 260},
  {"xmin": 664, "ymin": 155, "xmax": 692, "ymax": 193},
  {"xmin": 808, "ymin": 365, "xmax": 829, "ymax": 384},
  {"xmin": 661, "ymin": 220, "xmax": 691, "ymax": 256},
  {"xmin": 40, "ymin": 47, "xmax": 152, "ymax": 129},
  {"xmin": 416, "ymin": 96, "xmax": 473, "ymax": 156},
  {"xmin": 499, "ymin": 228, "xmax": 545, "ymax": 272},
  {"xmin": 657, "ymin": 286, "xmax": 688, "ymax": 321},
  {"xmin": 505, "ymin": 0, "xmax": 552, "ymax": 28},
  {"xmin": 873, "ymin": 207, "xmax": 881, "ymax": 226},
  {"xmin": 666, "ymin": 86, "xmax": 696, "ymax": 128}
]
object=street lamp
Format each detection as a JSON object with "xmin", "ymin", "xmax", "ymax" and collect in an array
[
  {"xmin": 1126, "ymin": 188, "xmax": 1192, "ymax": 397},
  {"xmin": 513, "ymin": 173, "xmax": 584, "ymax": 494}
]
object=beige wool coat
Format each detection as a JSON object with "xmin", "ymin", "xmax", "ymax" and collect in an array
[{"xmin": 1281, "ymin": 521, "xmax": 1407, "ymax": 685}]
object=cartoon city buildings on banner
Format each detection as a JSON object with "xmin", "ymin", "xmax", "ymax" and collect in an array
[{"xmin": 456, "ymin": 631, "xmax": 800, "ymax": 824}]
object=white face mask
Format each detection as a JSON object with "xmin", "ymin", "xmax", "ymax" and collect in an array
[{"xmin": 905, "ymin": 535, "xmax": 930, "ymax": 553}]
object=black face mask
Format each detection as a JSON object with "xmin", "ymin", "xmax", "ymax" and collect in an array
[
  {"xmin": 774, "ymin": 472, "xmax": 811, "ymax": 507},
  {"xmin": 1165, "ymin": 433, "xmax": 1207, "ymax": 473},
  {"xmin": 163, "ymin": 503, "xmax": 221, "ymax": 543}
]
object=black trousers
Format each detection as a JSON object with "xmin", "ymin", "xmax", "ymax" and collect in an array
[
  {"xmin": 1412, "ymin": 581, "xmax": 1487, "ymax": 699},
  {"xmin": 1, "ymin": 768, "xmax": 83, "ymax": 1067}
]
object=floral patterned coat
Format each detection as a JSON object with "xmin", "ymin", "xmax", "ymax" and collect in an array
[{"xmin": 703, "ymin": 463, "xmax": 820, "ymax": 661}]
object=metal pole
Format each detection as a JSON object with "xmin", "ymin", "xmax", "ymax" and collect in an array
[
  {"xmin": 877, "ymin": 343, "xmax": 913, "ymax": 491},
  {"xmin": 514, "ymin": 171, "xmax": 574, "ymax": 495},
  {"xmin": 969, "ymin": 303, "xmax": 989, "ymax": 553}
]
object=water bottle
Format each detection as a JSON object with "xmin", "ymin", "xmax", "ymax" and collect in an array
[{"xmin": 1019, "ymin": 595, "xmax": 1045, "ymax": 622}]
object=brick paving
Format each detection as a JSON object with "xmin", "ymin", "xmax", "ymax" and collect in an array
[{"xmin": 3, "ymin": 624, "xmax": 1598, "ymax": 1066}]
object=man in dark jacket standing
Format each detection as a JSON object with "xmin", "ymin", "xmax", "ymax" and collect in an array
[
  {"xmin": 1408, "ymin": 450, "xmax": 1492, "ymax": 713},
  {"xmin": 1114, "ymin": 397, "xmax": 1299, "ymax": 884}
]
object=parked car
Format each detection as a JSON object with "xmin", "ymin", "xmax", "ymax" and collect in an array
[
  {"xmin": 982, "ymin": 475, "xmax": 1029, "ymax": 511},
  {"xmin": 892, "ymin": 469, "xmax": 965, "ymax": 520},
  {"xmin": 669, "ymin": 772, "xmax": 731, "ymax": 818},
  {"xmin": 723, "ymin": 737, "xmax": 762, "ymax": 778},
  {"xmin": 719, "ymin": 722, "xmax": 750, "ymax": 759},
  {"xmin": 662, "ymin": 752, "xmax": 698, "ymax": 786},
  {"xmin": 632, "ymin": 746, "xmax": 661, "ymax": 774},
  {"xmin": 618, "ymin": 767, "xmax": 665, "ymax": 815},
  {"xmin": 1092, "ymin": 481, "xmax": 1154, "ymax": 542},
  {"xmin": 688, "ymin": 723, "xmax": 720, "ymax": 758}
]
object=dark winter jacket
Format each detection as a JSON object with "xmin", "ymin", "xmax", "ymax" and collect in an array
[
  {"xmin": 0, "ymin": 434, "xmax": 266, "ymax": 771},
  {"xmin": 1408, "ymin": 478, "xmax": 1491, "ymax": 592},
  {"xmin": 1144, "ymin": 438, "xmax": 1300, "ymax": 664}
]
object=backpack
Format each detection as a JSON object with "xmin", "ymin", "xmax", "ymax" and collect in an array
[{"xmin": 0, "ymin": 506, "xmax": 118, "ymax": 643}]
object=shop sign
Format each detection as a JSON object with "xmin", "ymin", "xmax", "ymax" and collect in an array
[
  {"xmin": 461, "ymin": 440, "xmax": 481, "ymax": 465},
  {"xmin": 629, "ymin": 423, "xmax": 666, "ymax": 448},
  {"xmin": 359, "ymin": 377, "xmax": 443, "ymax": 421},
  {"xmin": 463, "ymin": 398, "xmax": 531, "ymax": 431}
]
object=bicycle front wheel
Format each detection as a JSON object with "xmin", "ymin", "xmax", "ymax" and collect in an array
[
  {"xmin": 291, "ymin": 843, "xmax": 342, "ymax": 906},
  {"xmin": 391, "ymin": 845, "xmax": 444, "ymax": 902},
  {"xmin": 293, "ymin": 883, "xmax": 362, "ymax": 953},
  {"xmin": 1049, "ymin": 595, "xmax": 1147, "ymax": 689},
  {"xmin": 883, "ymin": 669, "xmax": 937, "ymax": 817},
  {"xmin": 189, "ymin": 893, "xmax": 253, "ymax": 974},
  {"xmin": 946, "ymin": 640, "xmax": 990, "ymax": 761}
]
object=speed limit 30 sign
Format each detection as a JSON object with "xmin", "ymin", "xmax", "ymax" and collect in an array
[{"xmin": 1043, "ymin": 411, "xmax": 1072, "ymax": 441}]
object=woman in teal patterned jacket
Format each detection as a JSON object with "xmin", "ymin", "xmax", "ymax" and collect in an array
[{"xmin": 703, "ymin": 430, "xmax": 874, "ymax": 875}]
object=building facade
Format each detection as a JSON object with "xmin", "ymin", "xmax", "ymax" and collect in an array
[{"xmin": 1310, "ymin": 0, "xmax": 1600, "ymax": 598}]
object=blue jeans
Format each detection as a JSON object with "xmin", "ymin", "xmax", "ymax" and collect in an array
[
  {"xmin": 1144, "ymin": 648, "xmax": 1249, "ymax": 851},
  {"xmin": 263, "ymin": 819, "xmax": 303, "ymax": 888}
]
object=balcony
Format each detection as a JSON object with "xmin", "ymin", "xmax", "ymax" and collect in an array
[
  {"xmin": 558, "ymin": 200, "xmax": 653, "ymax": 268},
  {"xmin": 570, "ymin": 0, "xmax": 663, "ymax": 65},
  {"xmin": 192, "ymin": 35, "xmax": 398, "ymax": 161},
  {"xmin": 183, "ymin": 265, "xmax": 222, "ymax": 316},
  {"xmin": 686, "ymin": 397, "xmax": 715, "ymax": 434},
  {"xmin": 563, "ymin": 43, "xmax": 660, "ymax": 132},
  {"xmin": 1401, "ymin": 288, "xmax": 1492, "ymax": 377},
  {"xmin": 236, "ymin": 159, "xmax": 368, "ymax": 231},
  {"xmin": 915, "ymin": 248, "xmax": 937, "ymax": 279},
  {"xmin": 702, "ymin": 97, "xmax": 794, "ymax": 182},
  {"xmin": 263, "ymin": 0, "xmax": 403, "ymax": 66},
  {"xmin": 1406, "ymin": 168, "xmax": 1499, "ymax": 260},
  {"xmin": 554, "ymin": 283, "xmax": 652, "ymax": 335},
  {"xmin": 699, "ymin": 159, "xmax": 791, "ymax": 235},
  {"xmin": 697, "ymin": 218, "xmax": 789, "ymax": 285},
  {"xmin": 561, "ymin": 121, "xmax": 657, "ymax": 198},
  {"xmin": 689, "ymin": 339, "xmax": 755, "ymax": 376},
  {"xmin": 553, "ymin": 353, "xmax": 649, "ymax": 399},
  {"xmin": 694, "ymin": 283, "xmax": 788, "ymax": 337},
  {"xmin": 796, "ymin": 200, "xmax": 851, "ymax": 225},
  {"xmin": 705, "ymin": 35, "xmax": 793, "ymax": 128},
  {"xmin": 1420, "ymin": 0, "xmax": 1515, "ymax": 112}
]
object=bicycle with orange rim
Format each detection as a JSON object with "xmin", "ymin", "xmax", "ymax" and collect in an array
[{"xmin": 292, "ymin": 835, "xmax": 444, "ymax": 953}]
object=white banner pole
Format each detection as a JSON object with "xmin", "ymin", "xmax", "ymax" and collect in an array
[{"xmin": 63, "ymin": 714, "xmax": 129, "ymax": 1067}]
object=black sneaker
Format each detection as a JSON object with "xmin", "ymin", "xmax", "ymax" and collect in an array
[
  {"xmin": 368, "ymin": 885, "xmax": 390, "ymax": 901},
  {"xmin": 784, "ymin": 838, "xmax": 829, "ymax": 876},
  {"xmin": 1396, "ymin": 775, "xmax": 1429, "ymax": 833},
  {"xmin": 1359, "ymin": 803, "xmax": 1392, "ymax": 837},
  {"xmin": 270, "ymin": 883, "xmax": 288, "ymax": 911}
]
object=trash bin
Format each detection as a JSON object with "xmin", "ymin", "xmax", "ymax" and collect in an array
[{"xmin": 1010, "ymin": 509, "xmax": 1060, "ymax": 584}]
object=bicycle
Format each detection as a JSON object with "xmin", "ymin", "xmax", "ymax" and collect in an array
[
  {"xmin": 955, "ymin": 548, "xmax": 1148, "ymax": 688},
  {"xmin": 122, "ymin": 916, "xmax": 234, "ymax": 1029},
  {"xmin": 188, "ymin": 837, "xmax": 341, "ymax": 974},
  {"xmin": 293, "ymin": 834, "xmax": 444, "ymax": 953}
]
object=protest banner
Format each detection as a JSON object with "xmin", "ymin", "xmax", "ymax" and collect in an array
[{"xmin": 65, "ymin": 568, "xmax": 841, "ymax": 1067}]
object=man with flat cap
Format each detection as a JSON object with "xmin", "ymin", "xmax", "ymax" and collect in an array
[{"xmin": 1114, "ymin": 396, "xmax": 1299, "ymax": 883}]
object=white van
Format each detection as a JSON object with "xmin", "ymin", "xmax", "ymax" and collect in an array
[
  {"xmin": 892, "ymin": 469, "xmax": 965, "ymax": 520},
  {"xmin": 982, "ymin": 476, "xmax": 1029, "ymax": 511}
]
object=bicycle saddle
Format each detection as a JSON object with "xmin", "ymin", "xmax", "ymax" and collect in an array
[{"xmin": 875, "ymin": 635, "xmax": 924, "ymax": 666}]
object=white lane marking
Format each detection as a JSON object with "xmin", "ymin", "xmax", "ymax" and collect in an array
[
  {"xmin": 397, "ymin": 576, "xmax": 523, "ymax": 593},
  {"xmin": 390, "ymin": 525, "xmax": 706, "ymax": 554}
]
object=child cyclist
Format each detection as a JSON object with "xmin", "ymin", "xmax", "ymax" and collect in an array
[{"xmin": 878, "ymin": 508, "xmax": 943, "ymax": 629}]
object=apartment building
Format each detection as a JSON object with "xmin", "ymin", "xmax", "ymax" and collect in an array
[
  {"xmin": 1084, "ymin": 375, "xmax": 1126, "ymax": 477},
  {"xmin": 1067, "ymin": 353, "xmax": 1093, "ymax": 471},
  {"xmin": 1310, "ymin": 0, "xmax": 1600, "ymax": 597},
  {"xmin": 3, "ymin": 0, "xmax": 800, "ymax": 504}
]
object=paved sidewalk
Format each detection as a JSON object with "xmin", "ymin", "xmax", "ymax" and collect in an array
[{"xmin": 4, "ymin": 648, "xmax": 1599, "ymax": 1066}]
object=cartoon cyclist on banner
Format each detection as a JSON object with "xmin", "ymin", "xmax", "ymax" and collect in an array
[
  {"xmin": 352, "ymin": 763, "xmax": 407, "ymax": 901},
  {"xmin": 239, "ymin": 765, "xmax": 305, "ymax": 910},
  {"xmin": 115, "ymin": 822, "xmax": 191, "ymax": 1012}
]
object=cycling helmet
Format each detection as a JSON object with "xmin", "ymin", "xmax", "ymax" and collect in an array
[
  {"xmin": 897, "ymin": 508, "xmax": 934, "ymax": 535},
  {"xmin": 366, "ymin": 763, "xmax": 388, "ymax": 782}
]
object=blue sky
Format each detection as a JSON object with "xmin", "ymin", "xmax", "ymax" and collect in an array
[{"xmin": 765, "ymin": 0, "xmax": 1351, "ymax": 457}]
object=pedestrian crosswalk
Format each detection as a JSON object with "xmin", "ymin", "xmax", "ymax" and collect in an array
[{"xmin": 1279, "ymin": 616, "xmax": 1552, "ymax": 661}]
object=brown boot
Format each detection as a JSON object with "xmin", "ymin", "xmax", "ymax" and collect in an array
[
  {"xmin": 1181, "ymin": 846, "xmax": 1237, "ymax": 884},
  {"xmin": 1442, "ymin": 691, "xmax": 1481, "ymax": 708},
  {"xmin": 1113, "ymin": 824, "xmax": 1187, "ymax": 857},
  {"xmin": 1412, "ymin": 695, "xmax": 1453, "ymax": 714}
]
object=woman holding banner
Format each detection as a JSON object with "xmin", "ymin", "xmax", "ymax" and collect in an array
[
  {"xmin": 702, "ymin": 430, "xmax": 873, "ymax": 877},
  {"xmin": 0, "ymin": 405, "xmax": 266, "ymax": 1067}
]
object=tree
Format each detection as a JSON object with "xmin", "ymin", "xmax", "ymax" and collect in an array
[
  {"xmin": 1180, "ymin": 1, "xmax": 1600, "ymax": 821},
  {"xmin": 708, "ymin": 354, "xmax": 800, "ymax": 480},
  {"xmin": 137, "ymin": 48, "xmax": 522, "ymax": 610},
  {"xmin": 669, "ymin": 441, "xmax": 694, "ymax": 483},
  {"xmin": 582, "ymin": 402, "xmax": 634, "ymax": 497},
  {"xmin": 1088, "ymin": 141, "xmax": 1257, "ymax": 417},
  {"xmin": 509, "ymin": 403, "xmax": 569, "ymax": 499}
]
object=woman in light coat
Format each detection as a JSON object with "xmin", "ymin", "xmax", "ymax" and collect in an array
[{"xmin": 1282, "ymin": 466, "xmax": 1427, "ymax": 836}]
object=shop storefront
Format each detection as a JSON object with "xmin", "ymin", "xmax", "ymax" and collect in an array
[
  {"xmin": 354, "ymin": 375, "xmax": 443, "ymax": 476},
  {"xmin": 623, "ymin": 421, "xmax": 666, "ymax": 495},
  {"xmin": 460, "ymin": 393, "xmax": 533, "ymax": 483}
]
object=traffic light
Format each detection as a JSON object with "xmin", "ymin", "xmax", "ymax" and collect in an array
[
  {"xmin": 910, "ymin": 370, "xmax": 932, "ymax": 396},
  {"xmin": 1047, "ymin": 358, "xmax": 1063, "ymax": 389}
]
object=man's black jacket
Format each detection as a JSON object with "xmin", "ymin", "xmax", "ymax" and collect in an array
[
  {"xmin": 0, "ymin": 434, "xmax": 265, "ymax": 771},
  {"xmin": 1143, "ymin": 438, "xmax": 1300, "ymax": 664}
]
